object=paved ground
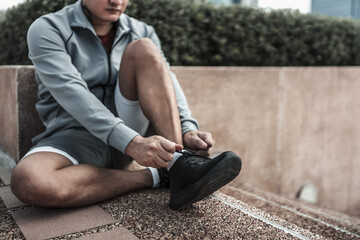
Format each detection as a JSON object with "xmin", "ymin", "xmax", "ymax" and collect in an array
[
  {"xmin": 1, "ymin": 166, "xmax": 359, "ymax": 240},
  {"xmin": 222, "ymin": 183, "xmax": 360, "ymax": 240}
]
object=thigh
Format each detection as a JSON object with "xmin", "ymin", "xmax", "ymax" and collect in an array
[
  {"xmin": 11, "ymin": 151, "xmax": 72, "ymax": 199},
  {"xmin": 16, "ymin": 151, "xmax": 73, "ymax": 177}
]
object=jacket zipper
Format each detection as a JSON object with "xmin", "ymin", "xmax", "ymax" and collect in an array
[
  {"xmin": 99, "ymin": 44, "xmax": 109, "ymax": 103},
  {"xmin": 100, "ymin": 32, "xmax": 127, "ymax": 103},
  {"xmin": 106, "ymin": 34, "xmax": 126, "ymax": 85}
]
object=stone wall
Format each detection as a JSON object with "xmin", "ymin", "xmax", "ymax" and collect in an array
[{"xmin": 0, "ymin": 66, "xmax": 358, "ymax": 217}]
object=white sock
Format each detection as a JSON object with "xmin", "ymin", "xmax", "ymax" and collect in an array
[
  {"xmin": 167, "ymin": 152, "xmax": 182, "ymax": 171},
  {"xmin": 148, "ymin": 152, "xmax": 182, "ymax": 188},
  {"xmin": 148, "ymin": 167, "xmax": 160, "ymax": 188}
]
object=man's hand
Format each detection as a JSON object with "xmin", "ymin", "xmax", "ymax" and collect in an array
[
  {"xmin": 183, "ymin": 130, "xmax": 215, "ymax": 157},
  {"xmin": 125, "ymin": 135, "xmax": 183, "ymax": 168}
]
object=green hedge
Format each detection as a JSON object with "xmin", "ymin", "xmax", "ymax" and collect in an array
[
  {"xmin": 0, "ymin": 10, "xmax": 4, "ymax": 22},
  {"xmin": 1, "ymin": 0, "xmax": 360, "ymax": 66},
  {"xmin": 0, "ymin": 0, "xmax": 77, "ymax": 65}
]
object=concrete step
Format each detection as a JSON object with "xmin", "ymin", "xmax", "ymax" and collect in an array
[
  {"xmin": 221, "ymin": 182, "xmax": 360, "ymax": 240},
  {"xmin": 2, "ymin": 167, "xmax": 359, "ymax": 239}
]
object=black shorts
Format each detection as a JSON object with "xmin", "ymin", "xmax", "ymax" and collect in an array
[{"xmin": 24, "ymin": 127, "xmax": 133, "ymax": 169}]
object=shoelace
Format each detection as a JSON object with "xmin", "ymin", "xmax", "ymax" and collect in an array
[{"xmin": 178, "ymin": 148, "xmax": 211, "ymax": 159}]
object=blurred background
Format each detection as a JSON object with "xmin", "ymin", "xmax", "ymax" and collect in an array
[
  {"xmin": 0, "ymin": 0, "xmax": 359, "ymax": 218},
  {"xmin": 2, "ymin": 0, "xmax": 312, "ymax": 12}
]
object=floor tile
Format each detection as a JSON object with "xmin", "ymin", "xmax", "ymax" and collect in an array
[
  {"xmin": 0, "ymin": 186, "xmax": 27, "ymax": 208},
  {"xmin": 11, "ymin": 205, "xmax": 116, "ymax": 240},
  {"xmin": 0, "ymin": 168, "xmax": 13, "ymax": 185},
  {"xmin": 78, "ymin": 227, "xmax": 138, "ymax": 240}
]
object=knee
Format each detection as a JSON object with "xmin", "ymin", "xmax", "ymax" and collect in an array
[
  {"xmin": 125, "ymin": 38, "xmax": 163, "ymax": 65},
  {"xmin": 11, "ymin": 163, "xmax": 30, "ymax": 200},
  {"xmin": 11, "ymin": 162, "xmax": 67, "ymax": 207}
]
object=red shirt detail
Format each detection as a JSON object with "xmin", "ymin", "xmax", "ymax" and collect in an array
[{"xmin": 98, "ymin": 26, "xmax": 116, "ymax": 54}]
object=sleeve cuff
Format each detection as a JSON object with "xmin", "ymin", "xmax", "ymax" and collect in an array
[
  {"xmin": 181, "ymin": 121, "xmax": 199, "ymax": 136},
  {"xmin": 108, "ymin": 122, "xmax": 139, "ymax": 153}
]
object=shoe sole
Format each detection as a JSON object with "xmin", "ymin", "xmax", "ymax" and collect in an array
[{"xmin": 169, "ymin": 152, "xmax": 241, "ymax": 210}]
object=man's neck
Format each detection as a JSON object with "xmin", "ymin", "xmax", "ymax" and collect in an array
[{"xmin": 92, "ymin": 19, "xmax": 113, "ymax": 36}]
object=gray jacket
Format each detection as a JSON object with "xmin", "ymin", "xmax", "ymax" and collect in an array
[{"xmin": 27, "ymin": 0, "xmax": 198, "ymax": 153}]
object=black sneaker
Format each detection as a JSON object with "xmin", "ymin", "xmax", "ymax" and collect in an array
[
  {"xmin": 169, "ymin": 149, "xmax": 241, "ymax": 210},
  {"xmin": 157, "ymin": 167, "xmax": 170, "ymax": 188}
]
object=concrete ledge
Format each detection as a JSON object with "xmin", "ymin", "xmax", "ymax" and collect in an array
[
  {"xmin": 0, "ymin": 66, "xmax": 359, "ymax": 217},
  {"xmin": 0, "ymin": 66, "xmax": 44, "ymax": 161},
  {"xmin": 172, "ymin": 66, "xmax": 360, "ymax": 218}
]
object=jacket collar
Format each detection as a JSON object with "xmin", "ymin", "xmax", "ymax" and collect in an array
[{"xmin": 70, "ymin": 0, "xmax": 130, "ymax": 35}]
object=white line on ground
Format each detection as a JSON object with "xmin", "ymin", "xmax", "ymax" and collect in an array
[
  {"xmin": 211, "ymin": 194, "xmax": 310, "ymax": 240},
  {"xmin": 227, "ymin": 186, "xmax": 360, "ymax": 238},
  {"xmin": 234, "ymin": 184, "xmax": 358, "ymax": 227}
]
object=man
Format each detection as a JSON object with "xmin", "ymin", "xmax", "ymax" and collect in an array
[{"xmin": 11, "ymin": 0, "xmax": 241, "ymax": 210}]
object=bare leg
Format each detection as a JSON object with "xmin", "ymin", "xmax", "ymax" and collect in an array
[
  {"xmin": 118, "ymin": 38, "xmax": 183, "ymax": 145},
  {"xmin": 11, "ymin": 152, "xmax": 152, "ymax": 207}
]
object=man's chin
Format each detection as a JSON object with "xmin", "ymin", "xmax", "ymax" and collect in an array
[
  {"xmin": 106, "ymin": 16, "xmax": 121, "ymax": 22},
  {"xmin": 96, "ymin": 17, "xmax": 120, "ymax": 24}
]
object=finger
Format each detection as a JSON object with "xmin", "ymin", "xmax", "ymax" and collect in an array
[
  {"xmin": 193, "ymin": 136, "xmax": 208, "ymax": 150},
  {"xmin": 160, "ymin": 139, "xmax": 177, "ymax": 153},
  {"xmin": 158, "ymin": 150, "xmax": 173, "ymax": 162},
  {"xmin": 175, "ymin": 144, "xmax": 183, "ymax": 152},
  {"xmin": 197, "ymin": 148, "xmax": 212, "ymax": 157},
  {"xmin": 202, "ymin": 134, "xmax": 215, "ymax": 148},
  {"xmin": 151, "ymin": 161, "xmax": 162, "ymax": 169},
  {"xmin": 154, "ymin": 155, "xmax": 169, "ymax": 168},
  {"xmin": 147, "ymin": 157, "xmax": 163, "ymax": 168}
]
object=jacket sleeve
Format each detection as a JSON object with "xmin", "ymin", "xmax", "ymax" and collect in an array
[
  {"xmin": 27, "ymin": 18, "xmax": 138, "ymax": 153},
  {"xmin": 147, "ymin": 28, "xmax": 199, "ymax": 135}
]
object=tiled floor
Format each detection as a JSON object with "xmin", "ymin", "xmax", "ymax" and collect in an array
[
  {"xmin": 0, "ymin": 168, "xmax": 139, "ymax": 240},
  {"xmin": 11, "ymin": 205, "xmax": 116, "ymax": 240},
  {"xmin": 76, "ymin": 227, "xmax": 138, "ymax": 240}
]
